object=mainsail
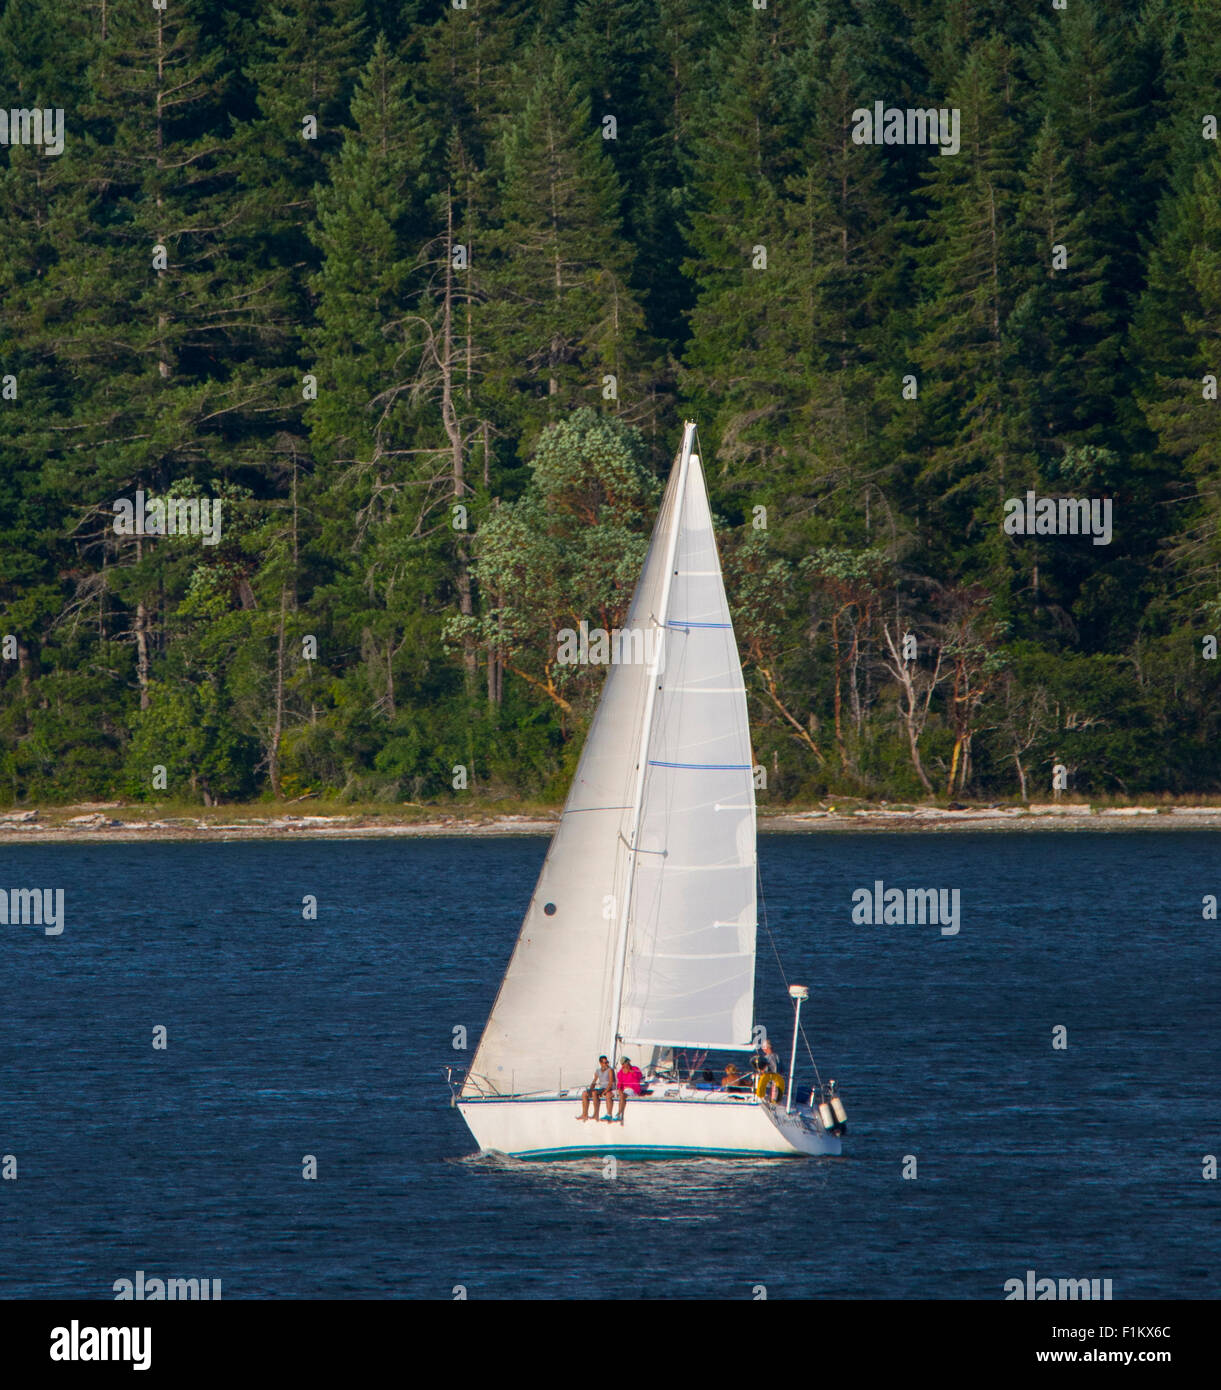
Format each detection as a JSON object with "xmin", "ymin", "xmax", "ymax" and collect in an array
[{"xmin": 463, "ymin": 424, "xmax": 757, "ymax": 1098}]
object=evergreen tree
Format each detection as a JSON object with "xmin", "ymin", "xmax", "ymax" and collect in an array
[
  {"xmin": 27, "ymin": 0, "xmax": 295, "ymax": 752},
  {"xmin": 419, "ymin": 0, "xmax": 530, "ymax": 165},
  {"xmin": 681, "ymin": 1, "xmax": 808, "ymax": 468},
  {"xmin": 308, "ymin": 35, "xmax": 432, "ymax": 474},
  {"xmin": 565, "ymin": 0, "xmax": 700, "ymax": 348},
  {"xmin": 233, "ymin": 0, "xmax": 367, "ymax": 305},
  {"xmin": 0, "ymin": 0, "xmax": 100, "ymax": 777},
  {"xmin": 307, "ymin": 36, "xmax": 461, "ymax": 774},
  {"xmin": 907, "ymin": 37, "xmax": 1025, "ymax": 574},
  {"xmin": 481, "ymin": 53, "xmax": 653, "ymax": 449},
  {"xmin": 685, "ymin": 11, "xmax": 909, "ymax": 554},
  {"xmin": 1011, "ymin": 117, "xmax": 1108, "ymax": 452},
  {"xmin": 1137, "ymin": 152, "xmax": 1221, "ymax": 618},
  {"xmin": 1032, "ymin": 3, "xmax": 1156, "ymax": 447}
]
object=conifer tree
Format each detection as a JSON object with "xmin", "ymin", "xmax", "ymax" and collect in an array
[
  {"xmin": 309, "ymin": 36, "xmax": 432, "ymax": 475},
  {"xmin": 308, "ymin": 36, "xmax": 458, "ymax": 742},
  {"xmin": 565, "ymin": 0, "xmax": 692, "ymax": 347},
  {"xmin": 233, "ymin": 0, "xmax": 367, "ymax": 305},
  {"xmin": 687, "ymin": 12, "xmax": 908, "ymax": 551},
  {"xmin": 419, "ymin": 0, "xmax": 530, "ymax": 166},
  {"xmin": 481, "ymin": 53, "xmax": 652, "ymax": 450},
  {"xmin": 908, "ymin": 37, "xmax": 1025, "ymax": 560},
  {"xmin": 1012, "ymin": 117, "xmax": 1108, "ymax": 452},
  {"xmin": 30, "ymin": 0, "xmax": 294, "ymax": 727},
  {"xmin": 1032, "ymin": 4, "xmax": 1154, "ymax": 447},
  {"xmin": 681, "ymin": 2, "xmax": 807, "ymax": 467},
  {"xmin": 1141, "ymin": 0, "xmax": 1221, "ymax": 197},
  {"xmin": 1137, "ymin": 152, "xmax": 1221, "ymax": 617}
]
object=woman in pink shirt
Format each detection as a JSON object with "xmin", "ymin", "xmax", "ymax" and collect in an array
[{"xmin": 616, "ymin": 1057, "xmax": 643, "ymax": 1121}]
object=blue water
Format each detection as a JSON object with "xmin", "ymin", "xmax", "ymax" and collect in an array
[{"xmin": 1, "ymin": 832, "xmax": 1217, "ymax": 1299}]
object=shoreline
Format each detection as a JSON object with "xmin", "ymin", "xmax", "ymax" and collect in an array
[{"xmin": 2, "ymin": 803, "xmax": 1220, "ymax": 843}]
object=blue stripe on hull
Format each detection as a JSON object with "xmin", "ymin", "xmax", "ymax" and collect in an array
[{"xmin": 493, "ymin": 1146, "xmax": 814, "ymax": 1161}]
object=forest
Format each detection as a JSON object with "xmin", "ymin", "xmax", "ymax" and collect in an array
[{"xmin": 0, "ymin": 0, "xmax": 1218, "ymax": 808}]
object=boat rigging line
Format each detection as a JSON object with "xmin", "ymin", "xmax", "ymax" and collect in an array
[{"xmin": 756, "ymin": 869, "xmax": 825, "ymax": 1095}]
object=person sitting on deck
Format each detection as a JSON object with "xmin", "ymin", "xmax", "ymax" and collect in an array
[
  {"xmin": 615, "ymin": 1057, "xmax": 643, "ymax": 1121},
  {"xmin": 751, "ymin": 1039, "xmax": 785, "ymax": 1102},
  {"xmin": 578, "ymin": 1056, "xmax": 616, "ymax": 1121},
  {"xmin": 721, "ymin": 1062, "xmax": 749, "ymax": 1092}
]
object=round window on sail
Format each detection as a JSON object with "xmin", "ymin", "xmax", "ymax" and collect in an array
[{"xmin": 543, "ymin": 903, "xmax": 556, "ymax": 916}]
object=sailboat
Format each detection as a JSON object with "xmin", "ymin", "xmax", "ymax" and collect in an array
[{"xmin": 453, "ymin": 422, "xmax": 846, "ymax": 1159}]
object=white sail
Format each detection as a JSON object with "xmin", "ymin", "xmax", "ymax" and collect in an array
[
  {"xmin": 462, "ymin": 438, "xmax": 685, "ymax": 1096},
  {"xmin": 462, "ymin": 424, "xmax": 756, "ymax": 1098},
  {"xmin": 617, "ymin": 433, "xmax": 757, "ymax": 1052}
]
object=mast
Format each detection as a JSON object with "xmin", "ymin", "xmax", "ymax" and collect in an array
[{"xmin": 605, "ymin": 421, "xmax": 696, "ymax": 1063}]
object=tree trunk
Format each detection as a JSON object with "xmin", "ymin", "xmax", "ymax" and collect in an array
[
  {"xmin": 442, "ymin": 193, "xmax": 477, "ymax": 686},
  {"xmin": 134, "ymin": 540, "xmax": 151, "ymax": 710},
  {"xmin": 487, "ymin": 599, "xmax": 504, "ymax": 707},
  {"xmin": 549, "ymin": 121, "xmax": 562, "ymax": 397},
  {"xmin": 882, "ymin": 622, "xmax": 940, "ymax": 796},
  {"xmin": 268, "ymin": 588, "xmax": 286, "ymax": 799},
  {"xmin": 831, "ymin": 609, "xmax": 846, "ymax": 769},
  {"xmin": 907, "ymin": 718, "xmax": 934, "ymax": 794},
  {"xmin": 947, "ymin": 735, "xmax": 964, "ymax": 798},
  {"xmin": 16, "ymin": 640, "xmax": 32, "ymax": 704},
  {"xmin": 756, "ymin": 664, "xmax": 822, "ymax": 762}
]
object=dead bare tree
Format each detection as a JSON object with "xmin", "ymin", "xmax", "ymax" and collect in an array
[
  {"xmin": 998, "ymin": 676, "xmax": 1052, "ymax": 803},
  {"xmin": 880, "ymin": 619, "xmax": 946, "ymax": 796}
]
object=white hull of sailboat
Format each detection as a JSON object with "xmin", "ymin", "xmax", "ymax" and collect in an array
[{"xmin": 458, "ymin": 1091, "xmax": 843, "ymax": 1160}]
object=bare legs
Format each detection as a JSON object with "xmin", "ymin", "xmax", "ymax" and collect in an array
[{"xmin": 578, "ymin": 1087, "xmax": 609, "ymax": 1120}]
